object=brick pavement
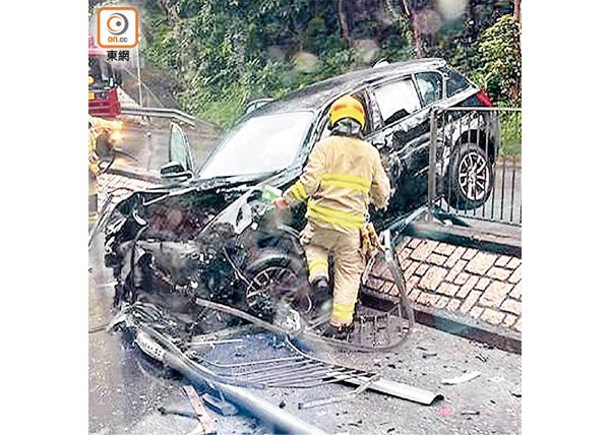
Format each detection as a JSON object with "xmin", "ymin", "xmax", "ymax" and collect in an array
[{"xmin": 365, "ymin": 237, "xmax": 522, "ymax": 334}]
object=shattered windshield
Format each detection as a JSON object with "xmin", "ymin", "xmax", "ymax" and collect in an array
[{"xmin": 198, "ymin": 111, "xmax": 313, "ymax": 179}]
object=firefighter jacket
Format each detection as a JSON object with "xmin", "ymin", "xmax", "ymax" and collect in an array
[
  {"xmin": 283, "ymin": 135, "xmax": 391, "ymax": 234},
  {"xmin": 89, "ymin": 128, "xmax": 100, "ymax": 178}
]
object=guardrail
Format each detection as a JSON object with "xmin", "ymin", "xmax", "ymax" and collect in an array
[
  {"xmin": 121, "ymin": 106, "xmax": 200, "ymax": 127},
  {"xmin": 428, "ymin": 107, "xmax": 522, "ymax": 226}
]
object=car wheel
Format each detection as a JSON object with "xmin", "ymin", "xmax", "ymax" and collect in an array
[
  {"xmin": 242, "ymin": 248, "xmax": 308, "ymax": 321},
  {"xmin": 447, "ymin": 142, "xmax": 494, "ymax": 210}
]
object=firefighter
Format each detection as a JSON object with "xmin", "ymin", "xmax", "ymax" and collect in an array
[
  {"xmin": 88, "ymin": 116, "xmax": 122, "ymax": 229},
  {"xmin": 88, "ymin": 117, "xmax": 100, "ymax": 229},
  {"xmin": 274, "ymin": 95, "xmax": 391, "ymax": 339}
]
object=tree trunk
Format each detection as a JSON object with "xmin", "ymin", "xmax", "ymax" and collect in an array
[
  {"xmin": 514, "ymin": 0, "xmax": 521, "ymax": 22},
  {"xmin": 403, "ymin": 1, "xmax": 423, "ymax": 58},
  {"xmin": 337, "ymin": 0, "xmax": 352, "ymax": 44}
]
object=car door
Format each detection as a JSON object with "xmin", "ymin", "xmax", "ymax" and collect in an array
[
  {"xmin": 160, "ymin": 122, "xmax": 195, "ymax": 180},
  {"xmin": 367, "ymin": 72, "xmax": 443, "ymax": 213}
]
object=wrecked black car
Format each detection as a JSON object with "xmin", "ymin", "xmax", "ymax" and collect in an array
[{"xmin": 104, "ymin": 58, "xmax": 498, "ymax": 349}]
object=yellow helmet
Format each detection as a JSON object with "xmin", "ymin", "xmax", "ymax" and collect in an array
[{"xmin": 329, "ymin": 95, "xmax": 366, "ymax": 129}]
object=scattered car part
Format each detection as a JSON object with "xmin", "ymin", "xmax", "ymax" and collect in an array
[
  {"xmin": 193, "ymin": 318, "xmax": 443, "ymax": 405},
  {"xmin": 297, "ymin": 374, "xmax": 381, "ymax": 410},
  {"xmin": 201, "ymin": 393, "xmax": 238, "ymax": 416},
  {"xmin": 460, "ymin": 410, "xmax": 481, "ymax": 416},
  {"xmin": 134, "ymin": 328, "xmax": 330, "ymax": 435},
  {"xmin": 441, "ymin": 371, "xmax": 482, "ymax": 385},
  {"xmin": 342, "ymin": 376, "xmax": 443, "ymax": 405},
  {"xmin": 158, "ymin": 406, "xmax": 199, "ymax": 419},
  {"xmin": 510, "ymin": 386, "xmax": 522, "ymax": 398},
  {"xmin": 182, "ymin": 385, "xmax": 216, "ymax": 434},
  {"xmin": 121, "ymin": 301, "xmax": 442, "ymax": 408}
]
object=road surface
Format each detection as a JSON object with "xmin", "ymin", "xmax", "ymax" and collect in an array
[{"xmin": 89, "ymin": 235, "xmax": 521, "ymax": 435}]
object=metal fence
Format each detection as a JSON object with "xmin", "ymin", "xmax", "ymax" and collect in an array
[{"xmin": 427, "ymin": 107, "xmax": 522, "ymax": 226}]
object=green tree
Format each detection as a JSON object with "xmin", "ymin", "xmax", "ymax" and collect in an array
[{"xmin": 474, "ymin": 14, "xmax": 521, "ymax": 105}]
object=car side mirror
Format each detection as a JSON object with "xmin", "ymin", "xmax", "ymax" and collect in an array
[{"xmin": 160, "ymin": 161, "xmax": 193, "ymax": 180}]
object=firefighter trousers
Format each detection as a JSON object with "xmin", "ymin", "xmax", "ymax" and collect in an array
[{"xmin": 300, "ymin": 222, "xmax": 365, "ymax": 327}]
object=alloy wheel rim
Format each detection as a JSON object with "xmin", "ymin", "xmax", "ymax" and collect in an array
[
  {"xmin": 245, "ymin": 266, "xmax": 309, "ymax": 312},
  {"xmin": 457, "ymin": 151, "xmax": 490, "ymax": 201}
]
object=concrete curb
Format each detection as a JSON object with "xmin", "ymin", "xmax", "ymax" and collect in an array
[
  {"xmin": 412, "ymin": 304, "xmax": 521, "ymax": 354},
  {"xmin": 361, "ymin": 291, "xmax": 521, "ymax": 354}
]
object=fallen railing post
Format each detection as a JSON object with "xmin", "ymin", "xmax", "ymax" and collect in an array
[{"xmin": 427, "ymin": 108, "xmax": 438, "ymax": 222}]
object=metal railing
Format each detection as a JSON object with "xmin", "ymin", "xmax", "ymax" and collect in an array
[{"xmin": 428, "ymin": 107, "xmax": 522, "ymax": 226}]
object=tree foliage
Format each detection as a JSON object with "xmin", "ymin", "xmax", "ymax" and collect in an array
[
  {"xmin": 138, "ymin": 0, "xmax": 521, "ymax": 127},
  {"xmin": 473, "ymin": 15, "xmax": 521, "ymax": 104}
]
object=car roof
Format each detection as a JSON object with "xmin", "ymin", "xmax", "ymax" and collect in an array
[{"xmin": 246, "ymin": 58, "xmax": 447, "ymax": 118}]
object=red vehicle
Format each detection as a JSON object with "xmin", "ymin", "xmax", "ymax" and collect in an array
[{"xmin": 88, "ymin": 36, "xmax": 122, "ymax": 118}]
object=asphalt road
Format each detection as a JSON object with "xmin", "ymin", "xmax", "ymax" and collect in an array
[{"xmin": 89, "ymin": 237, "xmax": 521, "ymax": 435}]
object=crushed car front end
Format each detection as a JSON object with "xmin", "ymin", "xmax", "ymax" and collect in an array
[{"xmin": 103, "ymin": 176, "xmax": 308, "ymax": 327}]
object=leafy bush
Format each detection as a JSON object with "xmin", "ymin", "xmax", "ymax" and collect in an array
[
  {"xmin": 474, "ymin": 15, "xmax": 521, "ymax": 105},
  {"xmin": 499, "ymin": 111, "xmax": 521, "ymax": 157}
]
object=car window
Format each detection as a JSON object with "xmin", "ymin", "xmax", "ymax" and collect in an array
[
  {"xmin": 199, "ymin": 112, "xmax": 313, "ymax": 179},
  {"xmin": 440, "ymin": 66, "xmax": 471, "ymax": 97},
  {"xmin": 372, "ymin": 78, "xmax": 421, "ymax": 125},
  {"xmin": 415, "ymin": 72, "xmax": 442, "ymax": 107}
]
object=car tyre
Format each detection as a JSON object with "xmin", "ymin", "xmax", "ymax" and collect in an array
[
  {"xmin": 446, "ymin": 142, "xmax": 494, "ymax": 210},
  {"xmin": 241, "ymin": 248, "xmax": 308, "ymax": 321}
]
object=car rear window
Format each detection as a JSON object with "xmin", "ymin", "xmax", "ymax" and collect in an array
[
  {"xmin": 415, "ymin": 72, "xmax": 442, "ymax": 107},
  {"xmin": 372, "ymin": 78, "xmax": 422, "ymax": 125},
  {"xmin": 440, "ymin": 66, "xmax": 472, "ymax": 97}
]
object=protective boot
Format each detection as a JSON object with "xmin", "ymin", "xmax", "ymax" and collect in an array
[
  {"xmin": 310, "ymin": 276, "xmax": 331, "ymax": 319},
  {"xmin": 322, "ymin": 322, "xmax": 354, "ymax": 340}
]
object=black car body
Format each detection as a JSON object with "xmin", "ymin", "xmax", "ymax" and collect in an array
[{"xmin": 104, "ymin": 58, "xmax": 499, "ymax": 316}]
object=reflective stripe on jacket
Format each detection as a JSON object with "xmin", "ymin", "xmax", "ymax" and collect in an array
[{"xmin": 283, "ymin": 135, "xmax": 391, "ymax": 233}]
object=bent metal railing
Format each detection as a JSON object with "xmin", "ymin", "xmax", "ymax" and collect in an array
[{"xmin": 428, "ymin": 107, "xmax": 522, "ymax": 226}]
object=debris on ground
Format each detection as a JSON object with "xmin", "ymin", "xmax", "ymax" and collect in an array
[
  {"xmin": 441, "ymin": 371, "xmax": 482, "ymax": 385},
  {"xmin": 183, "ymin": 385, "xmax": 216, "ymax": 434},
  {"xmin": 510, "ymin": 386, "xmax": 522, "ymax": 397},
  {"xmin": 158, "ymin": 406, "xmax": 198, "ymax": 419},
  {"xmin": 460, "ymin": 410, "xmax": 480, "ymax": 416},
  {"xmin": 347, "ymin": 418, "xmax": 363, "ymax": 427},
  {"xmin": 202, "ymin": 393, "xmax": 238, "ymax": 416}
]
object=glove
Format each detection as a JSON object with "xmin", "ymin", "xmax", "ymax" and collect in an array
[{"xmin": 274, "ymin": 197, "xmax": 288, "ymax": 210}]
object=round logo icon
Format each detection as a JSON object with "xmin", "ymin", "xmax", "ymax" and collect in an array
[{"xmin": 106, "ymin": 13, "xmax": 129, "ymax": 36}]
